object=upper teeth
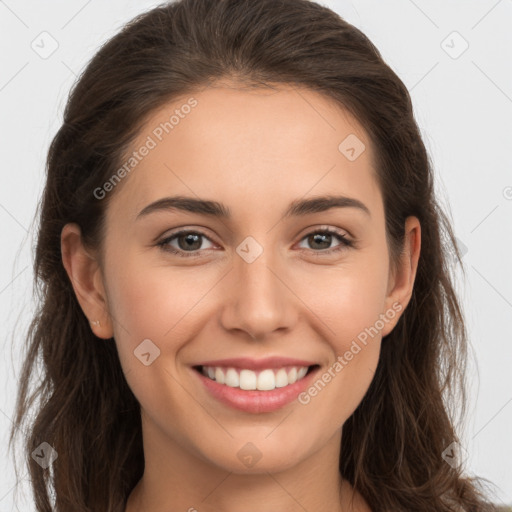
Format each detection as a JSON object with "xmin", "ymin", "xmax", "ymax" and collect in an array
[{"xmin": 201, "ymin": 366, "xmax": 309, "ymax": 391}]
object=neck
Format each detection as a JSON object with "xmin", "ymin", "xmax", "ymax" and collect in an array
[{"xmin": 125, "ymin": 417, "xmax": 360, "ymax": 512}]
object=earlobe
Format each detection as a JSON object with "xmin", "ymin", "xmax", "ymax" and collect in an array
[
  {"xmin": 60, "ymin": 223, "xmax": 114, "ymax": 339},
  {"xmin": 381, "ymin": 216, "xmax": 421, "ymax": 338}
]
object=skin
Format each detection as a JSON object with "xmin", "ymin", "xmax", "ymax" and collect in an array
[{"xmin": 61, "ymin": 82, "xmax": 421, "ymax": 512}]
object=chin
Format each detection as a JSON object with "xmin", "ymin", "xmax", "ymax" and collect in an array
[{"xmin": 193, "ymin": 430, "xmax": 319, "ymax": 475}]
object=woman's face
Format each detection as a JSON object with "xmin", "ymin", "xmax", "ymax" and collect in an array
[{"xmin": 65, "ymin": 83, "xmax": 420, "ymax": 475}]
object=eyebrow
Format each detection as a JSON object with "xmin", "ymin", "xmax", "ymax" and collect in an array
[{"xmin": 136, "ymin": 194, "xmax": 371, "ymax": 220}]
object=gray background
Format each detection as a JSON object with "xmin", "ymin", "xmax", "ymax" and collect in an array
[{"xmin": 1, "ymin": 0, "xmax": 511, "ymax": 509}]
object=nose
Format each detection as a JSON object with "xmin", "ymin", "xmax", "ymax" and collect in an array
[{"xmin": 219, "ymin": 244, "xmax": 298, "ymax": 341}]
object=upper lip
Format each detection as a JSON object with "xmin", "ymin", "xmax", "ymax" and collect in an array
[{"xmin": 193, "ymin": 357, "xmax": 318, "ymax": 371}]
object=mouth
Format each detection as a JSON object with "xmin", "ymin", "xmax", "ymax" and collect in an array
[
  {"xmin": 192, "ymin": 364, "xmax": 319, "ymax": 391},
  {"xmin": 191, "ymin": 363, "xmax": 321, "ymax": 413}
]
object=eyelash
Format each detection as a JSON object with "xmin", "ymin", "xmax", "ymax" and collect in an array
[{"xmin": 156, "ymin": 228, "xmax": 354, "ymax": 258}]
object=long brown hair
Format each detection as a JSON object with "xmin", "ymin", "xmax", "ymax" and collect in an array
[{"xmin": 9, "ymin": 0, "xmax": 500, "ymax": 510}]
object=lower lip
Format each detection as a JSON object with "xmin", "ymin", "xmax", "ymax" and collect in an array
[{"xmin": 193, "ymin": 366, "xmax": 320, "ymax": 413}]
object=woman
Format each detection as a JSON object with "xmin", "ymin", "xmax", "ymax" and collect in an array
[{"xmin": 9, "ymin": 0, "xmax": 500, "ymax": 510}]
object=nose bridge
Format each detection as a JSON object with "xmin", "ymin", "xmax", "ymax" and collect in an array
[{"xmin": 220, "ymin": 234, "xmax": 295, "ymax": 339}]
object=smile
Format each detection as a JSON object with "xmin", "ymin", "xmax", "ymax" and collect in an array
[
  {"xmin": 198, "ymin": 365, "xmax": 311, "ymax": 391},
  {"xmin": 192, "ymin": 363, "xmax": 321, "ymax": 413}
]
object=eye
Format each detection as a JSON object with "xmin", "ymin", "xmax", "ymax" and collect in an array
[
  {"xmin": 157, "ymin": 227, "xmax": 354, "ymax": 258},
  {"xmin": 157, "ymin": 230, "xmax": 216, "ymax": 258},
  {"xmin": 297, "ymin": 228, "xmax": 354, "ymax": 255}
]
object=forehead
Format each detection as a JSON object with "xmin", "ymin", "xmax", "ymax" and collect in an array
[{"xmin": 106, "ymin": 83, "xmax": 382, "ymax": 225}]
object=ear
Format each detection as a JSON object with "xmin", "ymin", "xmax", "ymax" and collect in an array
[
  {"xmin": 381, "ymin": 216, "xmax": 421, "ymax": 337},
  {"xmin": 60, "ymin": 223, "xmax": 114, "ymax": 339}
]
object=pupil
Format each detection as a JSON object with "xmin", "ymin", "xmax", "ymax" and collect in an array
[
  {"xmin": 310, "ymin": 233, "xmax": 331, "ymax": 250},
  {"xmin": 180, "ymin": 233, "xmax": 201, "ymax": 251}
]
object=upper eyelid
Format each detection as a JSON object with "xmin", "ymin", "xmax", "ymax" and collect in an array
[
  {"xmin": 159, "ymin": 228, "xmax": 218, "ymax": 246},
  {"xmin": 297, "ymin": 224, "xmax": 351, "ymax": 239}
]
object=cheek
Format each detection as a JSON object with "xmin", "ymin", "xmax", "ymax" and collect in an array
[
  {"xmin": 291, "ymin": 255, "xmax": 388, "ymax": 418},
  {"xmin": 103, "ymin": 256, "xmax": 203, "ymax": 429},
  {"xmin": 105, "ymin": 251, "xmax": 210, "ymax": 341},
  {"xmin": 294, "ymin": 254, "xmax": 390, "ymax": 348},
  {"xmin": 103, "ymin": 250, "xmax": 229, "ymax": 401},
  {"xmin": 296, "ymin": 276, "xmax": 385, "ymax": 430}
]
